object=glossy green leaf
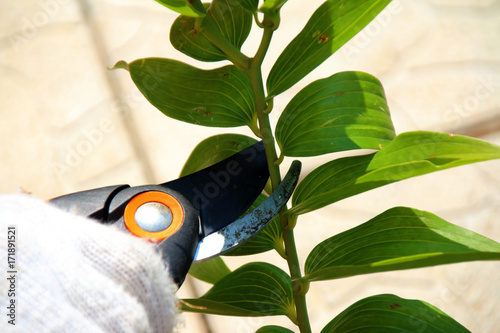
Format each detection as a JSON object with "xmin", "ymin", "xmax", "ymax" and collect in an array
[
  {"xmin": 188, "ymin": 257, "xmax": 231, "ymax": 284},
  {"xmin": 208, "ymin": 0, "xmax": 253, "ymax": 47},
  {"xmin": 180, "ymin": 134, "xmax": 258, "ymax": 177},
  {"xmin": 259, "ymin": 0, "xmax": 288, "ymax": 14},
  {"xmin": 290, "ymin": 131, "xmax": 500, "ymax": 216},
  {"xmin": 258, "ymin": 0, "xmax": 288, "ymax": 28},
  {"xmin": 170, "ymin": 0, "xmax": 252, "ymax": 62},
  {"xmin": 267, "ymin": 0, "xmax": 392, "ymax": 96},
  {"xmin": 181, "ymin": 262, "xmax": 295, "ymax": 318},
  {"xmin": 223, "ymin": 194, "xmax": 284, "ymax": 256},
  {"xmin": 237, "ymin": 0, "xmax": 259, "ymax": 13},
  {"xmin": 304, "ymin": 207, "xmax": 500, "ymax": 282},
  {"xmin": 170, "ymin": 4, "xmax": 224, "ymax": 62},
  {"xmin": 118, "ymin": 58, "xmax": 257, "ymax": 130},
  {"xmin": 321, "ymin": 294, "xmax": 469, "ymax": 333},
  {"xmin": 256, "ymin": 326, "xmax": 295, "ymax": 333},
  {"xmin": 276, "ymin": 71, "xmax": 395, "ymax": 157},
  {"xmin": 153, "ymin": 0, "xmax": 206, "ymax": 17}
]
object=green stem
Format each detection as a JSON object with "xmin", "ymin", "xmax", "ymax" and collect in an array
[
  {"xmin": 200, "ymin": 16, "xmax": 251, "ymax": 71},
  {"xmin": 202, "ymin": 7, "xmax": 312, "ymax": 330},
  {"xmin": 246, "ymin": 27, "xmax": 280, "ymax": 187},
  {"xmin": 187, "ymin": 0, "xmax": 250, "ymax": 70},
  {"xmin": 283, "ymin": 229, "xmax": 311, "ymax": 333},
  {"xmin": 246, "ymin": 24, "xmax": 312, "ymax": 333}
]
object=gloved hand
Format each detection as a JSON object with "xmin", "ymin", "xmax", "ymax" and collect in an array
[{"xmin": 0, "ymin": 194, "xmax": 178, "ymax": 333}]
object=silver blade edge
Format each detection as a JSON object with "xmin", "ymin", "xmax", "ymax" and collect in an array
[{"xmin": 193, "ymin": 160, "xmax": 301, "ymax": 262}]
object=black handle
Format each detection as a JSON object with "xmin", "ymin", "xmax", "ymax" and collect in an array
[{"xmin": 49, "ymin": 185, "xmax": 129, "ymax": 222}]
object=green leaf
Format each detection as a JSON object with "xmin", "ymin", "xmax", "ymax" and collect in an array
[
  {"xmin": 108, "ymin": 60, "xmax": 128, "ymax": 71},
  {"xmin": 180, "ymin": 134, "xmax": 258, "ymax": 177},
  {"xmin": 267, "ymin": 0, "xmax": 392, "ymax": 96},
  {"xmin": 208, "ymin": 0, "xmax": 253, "ymax": 47},
  {"xmin": 223, "ymin": 194, "xmax": 284, "ymax": 256},
  {"xmin": 181, "ymin": 262, "xmax": 295, "ymax": 318},
  {"xmin": 321, "ymin": 294, "xmax": 469, "ymax": 333},
  {"xmin": 170, "ymin": 4, "xmax": 224, "ymax": 62},
  {"xmin": 258, "ymin": 0, "xmax": 288, "ymax": 28},
  {"xmin": 276, "ymin": 71, "xmax": 395, "ymax": 157},
  {"xmin": 304, "ymin": 207, "xmax": 500, "ymax": 282},
  {"xmin": 120, "ymin": 58, "xmax": 257, "ymax": 129},
  {"xmin": 237, "ymin": 0, "xmax": 259, "ymax": 13},
  {"xmin": 256, "ymin": 326, "xmax": 295, "ymax": 333},
  {"xmin": 153, "ymin": 0, "xmax": 206, "ymax": 17},
  {"xmin": 188, "ymin": 257, "xmax": 231, "ymax": 284},
  {"xmin": 258, "ymin": 0, "xmax": 288, "ymax": 14},
  {"xmin": 170, "ymin": 0, "xmax": 252, "ymax": 62},
  {"xmin": 290, "ymin": 131, "xmax": 500, "ymax": 216}
]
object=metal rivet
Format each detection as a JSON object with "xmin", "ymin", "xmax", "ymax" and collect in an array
[{"xmin": 135, "ymin": 202, "xmax": 173, "ymax": 232}]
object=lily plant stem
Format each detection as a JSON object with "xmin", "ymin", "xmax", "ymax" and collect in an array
[
  {"xmin": 200, "ymin": 9, "xmax": 312, "ymax": 331},
  {"xmin": 246, "ymin": 25, "xmax": 312, "ymax": 333},
  {"xmin": 201, "ymin": 16, "xmax": 251, "ymax": 71}
]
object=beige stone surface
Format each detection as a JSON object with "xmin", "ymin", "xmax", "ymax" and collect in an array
[{"xmin": 1, "ymin": 0, "xmax": 499, "ymax": 332}]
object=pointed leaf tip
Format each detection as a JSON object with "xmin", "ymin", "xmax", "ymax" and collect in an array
[
  {"xmin": 305, "ymin": 207, "xmax": 500, "ymax": 282},
  {"xmin": 108, "ymin": 60, "xmax": 129, "ymax": 72},
  {"xmin": 267, "ymin": 0, "xmax": 392, "ymax": 96},
  {"xmin": 290, "ymin": 131, "xmax": 500, "ymax": 216},
  {"xmin": 127, "ymin": 58, "xmax": 256, "ymax": 128}
]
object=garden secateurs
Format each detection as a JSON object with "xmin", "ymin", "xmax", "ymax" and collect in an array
[{"xmin": 49, "ymin": 142, "xmax": 301, "ymax": 286}]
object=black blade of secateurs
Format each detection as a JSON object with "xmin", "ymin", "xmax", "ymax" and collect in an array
[{"xmin": 163, "ymin": 142, "xmax": 269, "ymax": 236}]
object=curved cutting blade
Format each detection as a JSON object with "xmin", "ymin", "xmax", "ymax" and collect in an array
[
  {"xmin": 164, "ymin": 141, "xmax": 269, "ymax": 236},
  {"xmin": 193, "ymin": 160, "xmax": 301, "ymax": 262}
]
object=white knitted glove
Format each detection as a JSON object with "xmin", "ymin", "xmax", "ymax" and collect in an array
[{"xmin": 0, "ymin": 194, "xmax": 178, "ymax": 333}]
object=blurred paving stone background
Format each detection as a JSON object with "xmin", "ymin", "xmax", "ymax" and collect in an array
[{"xmin": 1, "ymin": 0, "xmax": 500, "ymax": 332}]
